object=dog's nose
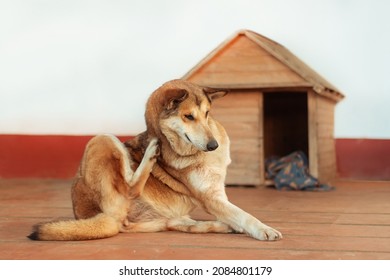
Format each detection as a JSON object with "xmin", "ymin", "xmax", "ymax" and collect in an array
[{"xmin": 207, "ymin": 139, "xmax": 219, "ymax": 151}]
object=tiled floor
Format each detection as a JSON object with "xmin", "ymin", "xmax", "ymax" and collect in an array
[{"xmin": 0, "ymin": 179, "xmax": 389, "ymax": 260}]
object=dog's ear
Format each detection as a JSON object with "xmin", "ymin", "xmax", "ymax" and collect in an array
[
  {"xmin": 165, "ymin": 89, "xmax": 189, "ymax": 111},
  {"xmin": 203, "ymin": 87, "xmax": 229, "ymax": 103}
]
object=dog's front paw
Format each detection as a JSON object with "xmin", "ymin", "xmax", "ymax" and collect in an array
[
  {"xmin": 145, "ymin": 138, "xmax": 160, "ymax": 162},
  {"xmin": 254, "ymin": 226, "xmax": 283, "ymax": 241}
]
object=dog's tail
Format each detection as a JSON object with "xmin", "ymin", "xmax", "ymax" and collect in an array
[{"xmin": 27, "ymin": 213, "xmax": 120, "ymax": 241}]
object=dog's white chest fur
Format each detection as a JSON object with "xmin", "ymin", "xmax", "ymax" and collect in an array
[{"xmin": 187, "ymin": 150, "xmax": 230, "ymax": 193}]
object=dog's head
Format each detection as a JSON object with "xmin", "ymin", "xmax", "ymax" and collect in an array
[{"xmin": 145, "ymin": 79, "xmax": 227, "ymax": 156}]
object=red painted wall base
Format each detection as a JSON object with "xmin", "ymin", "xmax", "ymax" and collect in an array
[
  {"xmin": 0, "ymin": 135, "xmax": 132, "ymax": 179},
  {"xmin": 336, "ymin": 138, "xmax": 390, "ymax": 181},
  {"xmin": 1, "ymin": 135, "xmax": 389, "ymax": 180}
]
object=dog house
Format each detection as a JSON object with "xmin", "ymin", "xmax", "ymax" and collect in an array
[{"xmin": 183, "ymin": 30, "xmax": 344, "ymax": 186}]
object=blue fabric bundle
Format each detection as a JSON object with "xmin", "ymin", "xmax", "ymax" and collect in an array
[{"xmin": 265, "ymin": 151, "xmax": 334, "ymax": 191}]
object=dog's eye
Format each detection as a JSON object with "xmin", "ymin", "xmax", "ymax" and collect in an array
[{"xmin": 185, "ymin": 114, "xmax": 195, "ymax": 121}]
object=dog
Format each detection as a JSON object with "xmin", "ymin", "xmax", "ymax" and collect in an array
[{"xmin": 28, "ymin": 79, "xmax": 282, "ymax": 241}]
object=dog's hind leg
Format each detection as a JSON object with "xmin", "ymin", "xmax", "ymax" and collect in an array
[
  {"xmin": 126, "ymin": 138, "xmax": 159, "ymax": 198},
  {"xmin": 167, "ymin": 216, "xmax": 235, "ymax": 234}
]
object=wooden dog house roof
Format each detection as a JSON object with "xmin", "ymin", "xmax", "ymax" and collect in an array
[{"xmin": 183, "ymin": 29, "xmax": 344, "ymax": 102}]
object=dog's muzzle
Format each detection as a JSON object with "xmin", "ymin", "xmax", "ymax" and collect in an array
[{"xmin": 207, "ymin": 139, "xmax": 219, "ymax": 151}]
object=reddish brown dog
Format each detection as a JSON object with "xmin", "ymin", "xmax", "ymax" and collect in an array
[{"xmin": 29, "ymin": 79, "xmax": 282, "ymax": 241}]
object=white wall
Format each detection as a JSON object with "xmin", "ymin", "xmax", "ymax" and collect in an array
[{"xmin": 1, "ymin": 0, "xmax": 389, "ymax": 138}]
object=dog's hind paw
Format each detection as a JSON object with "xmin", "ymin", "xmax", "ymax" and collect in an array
[{"xmin": 145, "ymin": 138, "xmax": 160, "ymax": 161}]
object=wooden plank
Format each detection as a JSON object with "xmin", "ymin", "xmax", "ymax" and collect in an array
[
  {"xmin": 317, "ymin": 137, "xmax": 336, "ymax": 147},
  {"xmin": 220, "ymin": 34, "xmax": 269, "ymax": 56},
  {"xmin": 318, "ymin": 141, "xmax": 337, "ymax": 182},
  {"xmin": 318, "ymin": 162, "xmax": 337, "ymax": 175},
  {"xmin": 2, "ymin": 179, "xmax": 390, "ymax": 260},
  {"xmin": 318, "ymin": 153, "xmax": 336, "ymax": 169},
  {"xmin": 190, "ymin": 70, "xmax": 307, "ymax": 87},
  {"xmin": 315, "ymin": 94, "xmax": 337, "ymax": 181},
  {"xmin": 2, "ymin": 239, "xmax": 390, "ymax": 260},
  {"xmin": 317, "ymin": 123, "xmax": 335, "ymax": 138},
  {"xmin": 206, "ymin": 55, "xmax": 290, "ymax": 72},
  {"xmin": 248, "ymin": 211, "xmax": 390, "ymax": 227},
  {"xmin": 258, "ymin": 93, "xmax": 264, "ymax": 183},
  {"xmin": 226, "ymin": 172, "xmax": 261, "ymax": 186},
  {"xmin": 317, "ymin": 109, "xmax": 334, "ymax": 124},
  {"xmin": 274, "ymin": 222, "xmax": 390, "ymax": 238},
  {"xmin": 212, "ymin": 91, "xmax": 262, "ymax": 185},
  {"xmin": 219, "ymin": 122, "xmax": 259, "ymax": 134},
  {"xmin": 317, "ymin": 104, "xmax": 334, "ymax": 113},
  {"xmin": 230, "ymin": 146, "xmax": 261, "ymax": 155},
  {"xmin": 213, "ymin": 107, "xmax": 259, "ymax": 117},
  {"xmin": 308, "ymin": 91, "xmax": 319, "ymax": 177},
  {"xmin": 188, "ymin": 81, "xmax": 313, "ymax": 89},
  {"xmin": 206, "ymin": 35, "xmax": 291, "ymax": 71},
  {"xmin": 317, "ymin": 95, "xmax": 336, "ymax": 108},
  {"xmin": 213, "ymin": 93, "xmax": 260, "ymax": 107},
  {"xmin": 222, "ymin": 124, "xmax": 259, "ymax": 138},
  {"xmin": 7, "ymin": 223, "xmax": 390, "ymax": 258},
  {"xmin": 214, "ymin": 113, "xmax": 259, "ymax": 123}
]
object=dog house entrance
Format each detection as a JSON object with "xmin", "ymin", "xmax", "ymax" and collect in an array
[{"xmin": 263, "ymin": 92, "xmax": 308, "ymax": 161}]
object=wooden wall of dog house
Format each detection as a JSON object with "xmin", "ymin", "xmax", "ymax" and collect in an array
[
  {"xmin": 188, "ymin": 34, "xmax": 308, "ymax": 88},
  {"xmin": 209, "ymin": 89, "xmax": 338, "ymax": 185},
  {"xmin": 308, "ymin": 90, "xmax": 319, "ymax": 178},
  {"xmin": 318, "ymin": 138, "xmax": 337, "ymax": 182},
  {"xmin": 308, "ymin": 91, "xmax": 337, "ymax": 182},
  {"xmin": 211, "ymin": 91, "xmax": 263, "ymax": 185},
  {"xmin": 210, "ymin": 89, "xmax": 338, "ymax": 185},
  {"xmin": 316, "ymin": 94, "xmax": 337, "ymax": 182}
]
